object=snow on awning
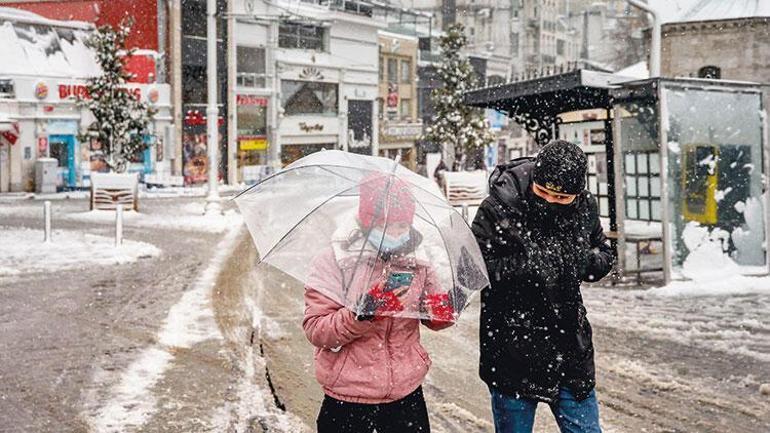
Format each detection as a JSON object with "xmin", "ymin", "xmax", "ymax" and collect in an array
[
  {"xmin": 616, "ymin": 61, "xmax": 649, "ymax": 80},
  {"xmin": 0, "ymin": 7, "xmax": 99, "ymax": 79},
  {"xmin": 464, "ymin": 69, "xmax": 632, "ymax": 118}
]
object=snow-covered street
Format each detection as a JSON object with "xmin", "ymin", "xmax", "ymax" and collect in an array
[
  {"xmin": 1, "ymin": 195, "xmax": 769, "ymax": 432},
  {"xmin": 0, "ymin": 196, "xmax": 297, "ymax": 432},
  {"xmin": 251, "ymin": 227, "xmax": 770, "ymax": 433},
  {"xmin": 2, "ymin": 0, "xmax": 770, "ymax": 431}
]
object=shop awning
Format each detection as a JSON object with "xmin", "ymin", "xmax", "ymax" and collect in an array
[{"xmin": 464, "ymin": 69, "xmax": 635, "ymax": 144}]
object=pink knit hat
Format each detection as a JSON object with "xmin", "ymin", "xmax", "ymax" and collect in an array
[{"xmin": 357, "ymin": 173, "xmax": 416, "ymax": 229}]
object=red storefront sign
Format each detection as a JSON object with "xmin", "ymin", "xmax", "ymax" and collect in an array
[
  {"xmin": 1, "ymin": 123, "xmax": 20, "ymax": 145},
  {"xmin": 236, "ymin": 95, "xmax": 268, "ymax": 106},
  {"xmin": 184, "ymin": 110, "xmax": 225, "ymax": 127},
  {"xmin": 58, "ymin": 84, "xmax": 142, "ymax": 101}
]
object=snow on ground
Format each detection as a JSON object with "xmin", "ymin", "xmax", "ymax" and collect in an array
[
  {"xmin": 64, "ymin": 206, "xmax": 242, "ymax": 234},
  {"xmin": 599, "ymin": 217, "xmax": 662, "ymax": 237},
  {"xmin": 648, "ymin": 220, "xmax": 770, "ymax": 297},
  {"xmin": 585, "ymin": 286, "xmax": 770, "ymax": 363},
  {"xmin": 0, "ymin": 184, "xmax": 245, "ymax": 202},
  {"xmin": 649, "ymin": 275, "xmax": 770, "ymax": 298},
  {"xmin": 141, "ymin": 184, "xmax": 245, "ymax": 198},
  {"xmin": 588, "ymin": 220, "xmax": 770, "ymax": 362},
  {"xmin": 0, "ymin": 227, "xmax": 160, "ymax": 277},
  {"xmin": 0, "ymin": 199, "xmax": 243, "ymax": 234},
  {"xmin": 85, "ymin": 226, "xmax": 241, "ymax": 433}
]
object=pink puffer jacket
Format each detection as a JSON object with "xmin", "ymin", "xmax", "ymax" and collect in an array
[{"xmin": 302, "ymin": 246, "xmax": 452, "ymax": 404}]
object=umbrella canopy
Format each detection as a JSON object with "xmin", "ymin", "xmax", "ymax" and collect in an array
[{"xmin": 235, "ymin": 150, "xmax": 489, "ymax": 321}]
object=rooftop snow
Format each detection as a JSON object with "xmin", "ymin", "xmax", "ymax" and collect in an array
[
  {"xmin": 676, "ymin": 0, "xmax": 770, "ymax": 23},
  {"xmin": 0, "ymin": 7, "xmax": 98, "ymax": 78},
  {"xmin": 0, "ymin": 6, "xmax": 92, "ymax": 29}
]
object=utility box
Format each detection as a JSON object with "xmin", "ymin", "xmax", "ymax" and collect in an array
[{"xmin": 35, "ymin": 158, "xmax": 58, "ymax": 194}]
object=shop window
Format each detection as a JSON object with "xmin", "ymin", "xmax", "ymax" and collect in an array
[
  {"xmin": 237, "ymin": 96, "xmax": 268, "ymax": 170},
  {"xmin": 348, "ymin": 100, "xmax": 373, "ymax": 155},
  {"xmin": 237, "ymin": 46, "xmax": 267, "ymax": 88},
  {"xmin": 281, "ymin": 143, "xmax": 330, "ymax": 166},
  {"xmin": 50, "ymin": 140, "xmax": 69, "ymax": 167},
  {"xmin": 281, "ymin": 80, "xmax": 338, "ymax": 115},
  {"xmin": 400, "ymin": 98, "xmax": 411, "ymax": 120},
  {"xmin": 400, "ymin": 60, "xmax": 412, "ymax": 83},
  {"xmin": 387, "ymin": 58, "xmax": 397, "ymax": 84},
  {"xmin": 182, "ymin": 0, "xmax": 207, "ymax": 38},
  {"xmin": 279, "ymin": 22, "xmax": 325, "ymax": 50},
  {"xmin": 182, "ymin": 0, "xmax": 226, "ymax": 40},
  {"xmin": 182, "ymin": 64, "xmax": 206, "ymax": 104}
]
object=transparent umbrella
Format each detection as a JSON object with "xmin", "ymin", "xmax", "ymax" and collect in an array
[{"xmin": 234, "ymin": 150, "xmax": 489, "ymax": 322}]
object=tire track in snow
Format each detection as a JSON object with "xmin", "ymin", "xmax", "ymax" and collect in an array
[{"xmin": 82, "ymin": 224, "xmax": 242, "ymax": 432}]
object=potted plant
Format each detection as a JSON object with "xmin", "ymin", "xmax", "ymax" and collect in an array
[{"xmin": 78, "ymin": 19, "xmax": 156, "ymax": 211}]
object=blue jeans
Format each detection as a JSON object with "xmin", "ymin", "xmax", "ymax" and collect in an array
[{"xmin": 489, "ymin": 388, "xmax": 602, "ymax": 433}]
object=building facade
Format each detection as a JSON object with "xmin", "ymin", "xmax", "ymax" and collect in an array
[
  {"xmin": 565, "ymin": 0, "xmax": 648, "ymax": 71},
  {"xmin": 661, "ymin": 16, "xmax": 770, "ymax": 84},
  {"xmin": 659, "ymin": 1, "xmax": 770, "ymax": 129},
  {"xmin": 178, "ymin": 0, "xmax": 228, "ymax": 185},
  {"xmin": 377, "ymin": 31, "xmax": 421, "ymax": 170},
  {"xmin": 229, "ymin": 0, "xmax": 383, "ymax": 182},
  {"xmin": 0, "ymin": 8, "xmax": 172, "ymax": 192}
]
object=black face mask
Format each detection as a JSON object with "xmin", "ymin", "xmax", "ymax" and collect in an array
[{"xmin": 531, "ymin": 193, "xmax": 578, "ymax": 219}]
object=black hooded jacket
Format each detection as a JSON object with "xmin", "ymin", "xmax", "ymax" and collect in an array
[{"xmin": 472, "ymin": 158, "xmax": 614, "ymax": 403}]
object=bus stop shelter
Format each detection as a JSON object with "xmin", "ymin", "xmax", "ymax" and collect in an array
[{"xmin": 465, "ymin": 70, "xmax": 769, "ymax": 285}]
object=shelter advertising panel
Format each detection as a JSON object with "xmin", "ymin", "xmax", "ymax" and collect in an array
[{"xmin": 661, "ymin": 82, "xmax": 767, "ymax": 277}]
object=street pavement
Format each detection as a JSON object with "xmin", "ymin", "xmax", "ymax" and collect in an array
[{"xmin": 1, "ymin": 195, "xmax": 768, "ymax": 433}]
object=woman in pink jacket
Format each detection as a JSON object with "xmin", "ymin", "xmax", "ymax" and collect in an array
[{"xmin": 303, "ymin": 174, "xmax": 457, "ymax": 433}]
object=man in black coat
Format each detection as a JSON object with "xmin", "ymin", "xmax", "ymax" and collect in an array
[{"xmin": 472, "ymin": 140, "xmax": 614, "ymax": 433}]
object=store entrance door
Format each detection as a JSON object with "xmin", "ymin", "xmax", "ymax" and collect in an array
[{"xmin": 49, "ymin": 135, "xmax": 77, "ymax": 188}]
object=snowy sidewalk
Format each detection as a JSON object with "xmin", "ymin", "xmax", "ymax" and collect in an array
[
  {"xmin": 0, "ymin": 198, "xmax": 241, "ymax": 234},
  {"xmin": 0, "ymin": 228, "xmax": 160, "ymax": 277}
]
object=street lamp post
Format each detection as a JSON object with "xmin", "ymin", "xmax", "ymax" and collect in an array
[
  {"xmin": 626, "ymin": 0, "xmax": 661, "ymax": 77},
  {"xmin": 205, "ymin": 0, "xmax": 222, "ymax": 215}
]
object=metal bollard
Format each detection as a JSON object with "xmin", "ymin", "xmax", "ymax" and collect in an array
[
  {"xmin": 115, "ymin": 204, "xmax": 123, "ymax": 246},
  {"xmin": 43, "ymin": 201, "xmax": 52, "ymax": 243}
]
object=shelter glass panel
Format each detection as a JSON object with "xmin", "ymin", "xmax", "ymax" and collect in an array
[
  {"xmin": 663, "ymin": 83, "xmax": 766, "ymax": 274},
  {"xmin": 617, "ymin": 99, "xmax": 661, "ymax": 223}
]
